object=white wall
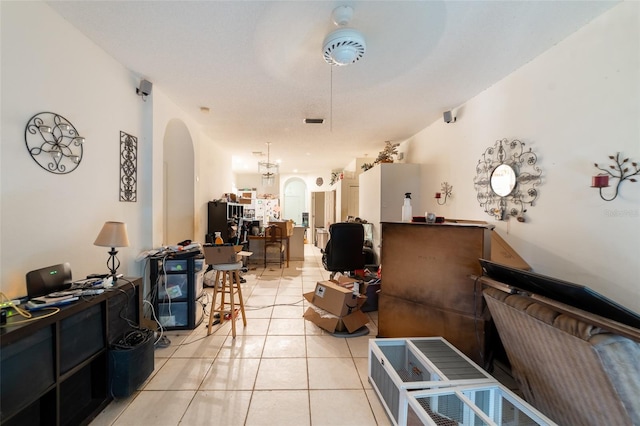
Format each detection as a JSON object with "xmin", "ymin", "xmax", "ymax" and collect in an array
[
  {"xmin": 0, "ymin": 2, "xmax": 147, "ymax": 298},
  {"xmin": 404, "ymin": 2, "xmax": 640, "ymax": 312},
  {"xmin": 0, "ymin": 2, "xmax": 233, "ymax": 298}
]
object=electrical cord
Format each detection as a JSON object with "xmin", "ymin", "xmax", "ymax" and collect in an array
[
  {"xmin": 143, "ymin": 299, "xmax": 170, "ymax": 347},
  {"xmin": 110, "ymin": 328, "xmax": 154, "ymax": 350},
  {"xmin": 0, "ymin": 306, "xmax": 60, "ymax": 326},
  {"xmin": 242, "ymin": 299, "xmax": 305, "ymax": 311},
  {"xmin": 0, "ymin": 291, "xmax": 32, "ymax": 321},
  {"xmin": 174, "ymin": 298, "xmax": 307, "ymax": 347}
]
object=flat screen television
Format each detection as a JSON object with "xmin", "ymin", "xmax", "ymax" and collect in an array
[{"xmin": 479, "ymin": 258, "xmax": 640, "ymax": 329}]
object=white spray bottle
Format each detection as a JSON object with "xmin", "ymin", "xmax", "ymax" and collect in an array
[{"xmin": 401, "ymin": 192, "xmax": 413, "ymax": 222}]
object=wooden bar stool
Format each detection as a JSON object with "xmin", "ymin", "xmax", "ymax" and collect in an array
[{"xmin": 207, "ymin": 261, "xmax": 247, "ymax": 338}]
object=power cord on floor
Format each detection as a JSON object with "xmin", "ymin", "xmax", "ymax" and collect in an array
[
  {"xmin": 143, "ymin": 299, "xmax": 171, "ymax": 347},
  {"xmin": 110, "ymin": 328, "xmax": 154, "ymax": 350}
]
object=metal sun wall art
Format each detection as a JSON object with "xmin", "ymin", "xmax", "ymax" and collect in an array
[
  {"xmin": 25, "ymin": 112, "xmax": 85, "ymax": 174},
  {"xmin": 474, "ymin": 138, "xmax": 542, "ymax": 222},
  {"xmin": 120, "ymin": 131, "xmax": 138, "ymax": 202}
]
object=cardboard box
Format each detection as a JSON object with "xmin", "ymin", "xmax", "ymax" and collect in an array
[
  {"xmin": 303, "ymin": 281, "xmax": 369, "ymax": 333},
  {"xmin": 331, "ymin": 276, "xmax": 380, "ymax": 312},
  {"xmin": 204, "ymin": 245, "xmax": 248, "ymax": 264},
  {"xmin": 302, "ymin": 281, "xmax": 369, "ymax": 334},
  {"xmin": 332, "ymin": 276, "xmax": 360, "ymax": 290},
  {"xmin": 270, "ymin": 220, "xmax": 294, "ymax": 237},
  {"xmin": 305, "ymin": 280, "xmax": 366, "ymax": 317},
  {"xmin": 303, "ymin": 304, "xmax": 369, "ymax": 334}
]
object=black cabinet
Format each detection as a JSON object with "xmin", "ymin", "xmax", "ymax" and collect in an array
[
  {"xmin": 207, "ymin": 201, "xmax": 244, "ymax": 243},
  {"xmin": 0, "ymin": 278, "xmax": 143, "ymax": 426},
  {"xmin": 151, "ymin": 255, "xmax": 204, "ymax": 330}
]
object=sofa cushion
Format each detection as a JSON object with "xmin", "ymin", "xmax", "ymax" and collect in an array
[
  {"xmin": 484, "ymin": 286, "xmax": 640, "ymax": 425},
  {"xmin": 590, "ymin": 334, "xmax": 640, "ymax": 424},
  {"xmin": 554, "ymin": 313, "xmax": 604, "ymax": 341}
]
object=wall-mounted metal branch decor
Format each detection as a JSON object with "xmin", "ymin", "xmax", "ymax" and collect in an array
[
  {"xmin": 473, "ymin": 138, "xmax": 542, "ymax": 222},
  {"xmin": 592, "ymin": 153, "xmax": 638, "ymax": 201},
  {"xmin": 119, "ymin": 131, "xmax": 137, "ymax": 202},
  {"xmin": 435, "ymin": 182, "xmax": 453, "ymax": 205},
  {"xmin": 25, "ymin": 112, "xmax": 85, "ymax": 174}
]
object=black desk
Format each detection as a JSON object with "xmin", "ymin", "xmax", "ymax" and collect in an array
[{"xmin": 0, "ymin": 277, "xmax": 143, "ymax": 426}]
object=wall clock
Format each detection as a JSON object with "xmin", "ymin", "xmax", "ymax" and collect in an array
[{"xmin": 25, "ymin": 112, "xmax": 85, "ymax": 174}]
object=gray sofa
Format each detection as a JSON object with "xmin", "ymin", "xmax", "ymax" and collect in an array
[{"xmin": 483, "ymin": 286, "xmax": 640, "ymax": 426}]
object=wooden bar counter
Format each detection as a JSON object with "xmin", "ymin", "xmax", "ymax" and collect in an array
[{"xmin": 378, "ymin": 221, "xmax": 519, "ymax": 367}]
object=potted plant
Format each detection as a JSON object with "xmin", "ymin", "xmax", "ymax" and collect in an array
[
  {"xmin": 329, "ymin": 171, "xmax": 341, "ymax": 185},
  {"xmin": 375, "ymin": 141, "xmax": 400, "ymax": 164},
  {"xmin": 361, "ymin": 162, "xmax": 374, "ymax": 172}
]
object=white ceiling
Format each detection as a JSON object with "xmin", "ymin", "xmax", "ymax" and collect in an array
[{"xmin": 47, "ymin": 0, "xmax": 617, "ymax": 175}]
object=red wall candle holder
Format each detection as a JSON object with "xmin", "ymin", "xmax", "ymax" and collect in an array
[{"xmin": 593, "ymin": 153, "xmax": 639, "ymax": 201}]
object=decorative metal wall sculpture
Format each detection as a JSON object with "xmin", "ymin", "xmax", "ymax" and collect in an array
[
  {"xmin": 474, "ymin": 138, "xmax": 542, "ymax": 221},
  {"xmin": 435, "ymin": 182, "xmax": 453, "ymax": 205},
  {"xmin": 592, "ymin": 153, "xmax": 639, "ymax": 201},
  {"xmin": 120, "ymin": 131, "xmax": 137, "ymax": 202},
  {"xmin": 25, "ymin": 112, "xmax": 85, "ymax": 174}
]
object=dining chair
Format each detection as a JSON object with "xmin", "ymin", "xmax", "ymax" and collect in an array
[{"xmin": 264, "ymin": 224, "xmax": 284, "ymax": 267}]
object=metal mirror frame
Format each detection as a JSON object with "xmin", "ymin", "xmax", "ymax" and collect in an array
[{"xmin": 473, "ymin": 138, "xmax": 542, "ymax": 221}]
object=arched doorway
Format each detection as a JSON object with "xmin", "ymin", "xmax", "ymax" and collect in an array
[
  {"xmin": 163, "ymin": 119, "xmax": 195, "ymax": 245},
  {"xmin": 282, "ymin": 177, "xmax": 308, "ymax": 225}
]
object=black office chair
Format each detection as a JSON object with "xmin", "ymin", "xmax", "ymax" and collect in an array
[
  {"xmin": 264, "ymin": 224, "xmax": 284, "ymax": 268},
  {"xmin": 322, "ymin": 222, "xmax": 365, "ymax": 279}
]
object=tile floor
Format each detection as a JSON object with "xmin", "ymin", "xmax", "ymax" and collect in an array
[{"xmin": 90, "ymin": 244, "xmax": 393, "ymax": 426}]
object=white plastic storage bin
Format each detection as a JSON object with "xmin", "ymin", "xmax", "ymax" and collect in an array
[
  {"xmin": 163, "ymin": 258, "xmax": 205, "ymax": 272},
  {"xmin": 158, "ymin": 274, "xmax": 188, "ymax": 299},
  {"xmin": 194, "ymin": 269, "xmax": 204, "ymax": 299},
  {"xmin": 194, "ymin": 259, "xmax": 204, "ymax": 272},
  {"xmin": 369, "ymin": 337, "xmax": 497, "ymax": 426},
  {"xmin": 404, "ymin": 383, "xmax": 557, "ymax": 426},
  {"xmin": 158, "ymin": 302, "xmax": 188, "ymax": 327},
  {"xmin": 164, "ymin": 259, "xmax": 188, "ymax": 272}
]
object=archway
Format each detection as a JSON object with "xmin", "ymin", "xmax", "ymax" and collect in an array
[
  {"xmin": 163, "ymin": 119, "xmax": 195, "ymax": 245},
  {"xmin": 282, "ymin": 177, "xmax": 308, "ymax": 225}
]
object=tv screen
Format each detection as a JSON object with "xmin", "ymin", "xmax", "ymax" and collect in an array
[{"xmin": 479, "ymin": 258, "xmax": 640, "ymax": 329}]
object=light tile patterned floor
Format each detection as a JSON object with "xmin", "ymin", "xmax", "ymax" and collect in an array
[{"xmin": 90, "ymin": 244, "xmax": 392, "ymax": 426}]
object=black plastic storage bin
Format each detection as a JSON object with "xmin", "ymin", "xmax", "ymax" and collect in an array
[
  {"xmin": 108, "ymin": 329, "xmax": 154, "ymax": 398},
  {"xmin": 361, "ymin": 282, "xmax": 381, "ymax": 312}
]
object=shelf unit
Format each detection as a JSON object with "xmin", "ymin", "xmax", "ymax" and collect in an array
[
  {"xmin": 0, "ymin": 278, "xmax": 143, "ymax": 426},
  {"xmin": 151, "ymin": 255, "xmax": 204, "ymax": 330},
  {"xmin": 207, "ymin": 201, "xmax": 245, "ymax": 243}
]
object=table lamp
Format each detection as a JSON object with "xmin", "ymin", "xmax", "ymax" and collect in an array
[{"xmin": 94, "ymin": 221, "xmax": 130, "ymax": 278}]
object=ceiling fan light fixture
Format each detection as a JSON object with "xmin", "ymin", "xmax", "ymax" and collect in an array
[{"xmin": 323, "ymin": 28, "xmax": 366, "ymax": 66}]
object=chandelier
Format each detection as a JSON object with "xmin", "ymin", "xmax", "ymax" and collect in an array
[{"xmin": 258, "ymin": 142, "xmax": 278, "ymax": 186}]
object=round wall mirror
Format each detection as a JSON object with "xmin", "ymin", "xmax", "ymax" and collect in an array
[
  {"xmin": 490, "ymin": 164, "xmax": 517, "ymax": 197},
  {"xmin": 473, "ymin": 138, "xmax": 542, "ymax": 221}
]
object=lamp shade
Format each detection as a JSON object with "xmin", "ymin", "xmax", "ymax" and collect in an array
[{"xmin": 94, "ymin": 221, "xmax": 130, "ymax": 248}]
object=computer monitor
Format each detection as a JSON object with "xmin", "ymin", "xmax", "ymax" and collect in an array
[
  {"xmin": 26, "ymin": 263, "xmax": 72, "ymax": 298},
  {"xmin": 479, "ymin": 258, "xmax": 640, "ymax": 329}
]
